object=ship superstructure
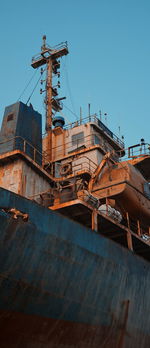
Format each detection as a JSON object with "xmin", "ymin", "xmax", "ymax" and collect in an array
[
  {"xmin": 0, "ymin": 36, "xmax": 150, "ymax": 347},
  {"xmin": 31, "ymin": 36, "xmax": 150, "ymax": 258},
  {"xmin": 0, "ymin": 35, "xmax": 149, "ymax": 256}
]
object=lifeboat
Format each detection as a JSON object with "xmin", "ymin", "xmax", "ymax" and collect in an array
[{"xmin": 92, "ymin": 161, "xmax": 150, "ymax": 226}]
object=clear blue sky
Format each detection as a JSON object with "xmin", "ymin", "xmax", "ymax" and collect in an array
[{"xmin": 0, "ymin": 0, "xmax": 150, "ymax": 148}]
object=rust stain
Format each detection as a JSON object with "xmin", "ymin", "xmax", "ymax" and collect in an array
[
  {"xmin": 3, "ymin": 219, "xmax": 19, "ymax": 242},
  {"xmin": 117, "ymin": 300, "xmax": 130, "ymax": 348}
]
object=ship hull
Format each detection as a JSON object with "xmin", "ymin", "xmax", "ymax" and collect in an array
[
  {"xmin": 0, "ymin": 310, "xmax": 149, "ymax": 348},
  {"xmin": 0, "ymin": 188, "xmax": 150, "ymax": 347}
]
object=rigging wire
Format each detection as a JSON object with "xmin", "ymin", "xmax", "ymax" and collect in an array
[
  {"xmin": 59, "ymin": 109, "xmax": 72, "ymax": 126},
  {"xmin": 26, "ymin": 73, "xmax": 41, "ymax": 105},
  {"xmin": 61, "ymin": 55, "xmax": 67, "ymax": 73},
  {"xmin": 63, "ymin": 103, "xmax": 78, "ymax": 120},
  {"xmin": 64, "ymin": 56, "xmax": 78, "ymax": 120},
  {"xmin": 17, "ymin": 68, "xmax": 39, "ymax": 101}
]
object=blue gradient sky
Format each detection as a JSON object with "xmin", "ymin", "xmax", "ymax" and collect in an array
[{"xmin": 0, "ymin": 0, "xmax": 150, "ymax": 148}]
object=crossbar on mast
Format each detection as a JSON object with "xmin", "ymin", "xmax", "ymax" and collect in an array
[{"xmin": 31, "ymin": 35, "xmax": 68, "ymax": 161}]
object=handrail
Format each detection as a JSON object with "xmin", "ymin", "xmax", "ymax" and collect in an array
[
  {"xmin": 72, "ymin": 157, "xmax": 97, "ymax": 176},
  {"xmin": 0, "ymin": 136, "xmax": 45, "ymax": 164},
  {"xmin": 50, "ymin": 154, "xmax": 98, "ymax": 178},
  {"xmin": 0, "ymin": 136, "xmax": 97, "ymax": 176},
  {"xmin": 127, "ymin": 143, "xmax": 150, "ymax": 158},
  {"xmin": 32, "ymin": 42, "xmax": 68, "ymax": 63},
  {"xmin": 44, "ymin": 133, "xmax": 119, "ymax": 162},
  {"xmin": 64, "ymin": 114, "xmax": 124, "ymax": 148}
]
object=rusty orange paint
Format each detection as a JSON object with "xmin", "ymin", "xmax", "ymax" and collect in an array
[{"xmin": 92, "ymin": 161, "xmax": 150, "ymax": 226}]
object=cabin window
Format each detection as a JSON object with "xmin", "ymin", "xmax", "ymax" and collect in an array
[
  {"xmin": 72, "ymin": 132, "xmax": 84, "ymax": 146},
  {"xmin": 94, "ymin": 135, "xmax": 100, "ymax": 145},
  {"xmin": 7, "ymin": 113, "xmax": 14, "ymax": 122}
]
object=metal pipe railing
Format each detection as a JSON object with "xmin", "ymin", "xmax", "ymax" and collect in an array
[
  {"xmin": 64, "ymin": 114, "xmax": 124, "ymax": 148},
  {"xmin": 0, "ymin": 136, "xmax": 45, "ymax": 164}
]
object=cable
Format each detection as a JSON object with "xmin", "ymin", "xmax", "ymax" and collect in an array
[
  {"xmin": 63, "ymin": 103, "xmax": 78, "ymax": 120},
  {"xmin": 26, "ymin": 73, "xmax": 41, "ymax": 105},
  {"xmin": 64, "ymin": 56, "xmax": 77, "ymax": 119},
  {"xmin": 17, "ymin": 68, "xmax": 39, "ymax": 101},
  {"xmin": 59, "ymin": 109, "xmax": 72, "ymax": 125}
]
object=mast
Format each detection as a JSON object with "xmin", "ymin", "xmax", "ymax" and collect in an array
[{"xmin": 31, "ymin": 35, "xmax": 68, "ymax": 162}]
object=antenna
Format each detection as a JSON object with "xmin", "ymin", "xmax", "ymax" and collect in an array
[
  {"xmin": 99, "ymin": 110, "xmax": 102, "ymax": 121},
  {"xmin": 41, "ymin": 35, "xmax": 46, "ymax": 51},
  {"xmin": 88, "ymin": 103, "xmax": 91, "ymax": 121},
  {"xmin": 80, "ymin": 107, "xmax": 82, "ymax": 125}
]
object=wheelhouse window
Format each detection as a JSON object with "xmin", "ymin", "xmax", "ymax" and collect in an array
[
  {"xmin": 72, "ymin": 132, "xmax": 84, "ymax": 146},
  {"xmin": 94, "ymin": 135, "xmax": 100, "ymax": 145}
]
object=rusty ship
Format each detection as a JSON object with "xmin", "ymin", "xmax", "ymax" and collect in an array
[{"xmin": 0, "ymin": 36, "xmax": 150, "ymax": 347}]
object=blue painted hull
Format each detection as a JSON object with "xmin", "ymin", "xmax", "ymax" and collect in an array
[{"xmin": 0, "ymin": 188, "xmax": 150, "ymax": 347}]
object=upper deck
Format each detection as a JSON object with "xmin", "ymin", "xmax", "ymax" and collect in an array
[{"xmin": 64, "ymin": 114, "xmax": 125, "ymax": 153}]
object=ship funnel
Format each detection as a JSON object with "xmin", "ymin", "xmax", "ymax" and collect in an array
[{"xmin": 53, "ymin": 116, "xmax": 65, "ymax": 129}]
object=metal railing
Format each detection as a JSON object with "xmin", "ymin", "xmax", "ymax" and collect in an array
[
  {"xmin": 72, "ymin": 155, "xmax": 97, "ymax": 175},
  {"xmin": 0, "ymin": 136, "xmax": 43, "ymax": 165},
  {"xmin": 0, "ymin": 136, "xmax": 98, "ymax": 178},
  {"xmin": 43, "ymin": 133, "xmax": 120, "ymax": 162},
  {"xmin": 32, "ymin": 41, "xmax": 68, "ymax": 64},
  {"xmin": 64, "ymin": 114, "xmax": 124, "ymax": 148},
  {"xmin": 127, "ymin": 143, "xmax": 150, "ymax": 158},
  {"xmin": 51, "ymin": 155, "xmax": 98, "ymax": 178}
]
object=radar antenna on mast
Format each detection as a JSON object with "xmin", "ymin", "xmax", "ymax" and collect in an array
[{"xmin": 31, "ymin": 35, "xmax": 69, "ymax": 161}]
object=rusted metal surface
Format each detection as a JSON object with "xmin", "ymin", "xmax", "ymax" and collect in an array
[
  {"xmin": 43, "ymin": 124, "xmax": 121, "ymax": 164},
  {"xmin": 126, "ymin": 212, "xmax": 133, "ymax": 251},
  {"xmin": 31, "ymin": 37, "xmax": 68, "ymax": 163},
  {"xmin": 44, "ymin": 58, "xmax": 53, "ymax": 161},
  {"xmin": 117, "ymin": 300, "xmax": 130, "ymax": 348},
  {"xmin": 88, "ymin": 152, "xmax": 111, "ymax": 192},
  {"xmin": 0, "ymin": 149, "xmax": 97, "ymax": 201},
  {"xmin": 64, "ymin": 114, "xmax": 124, "ymax": 149},
  {"xmin": 0, "ymin": 102, "xmax": 42, "ymax": 165},
  {"xmin": 92, "ymin": 161, "xmax": 150, "ymax": 226},
  {"xmin": 127, "ymin": 142, "xmax": 150, "ymax": 158},
  {"xmin": 0, "ymin": 136, "xmax": 42, "ymax": 164},
  {"xmin": 0, "ymin": 36, "xmax": 149, "ymax": 348},
  {"xmin": 91, "ymin": 209, "xmax": 98, "ymax": 232},
  {"xmin": 129, "ymin": 155, "xmax": 150, "ymax": 181},
  {"xmin": 0, "ymin": 188, "xmax": 149, "ymax": 347},
  {"xmin": 0, "ymin": 155, "xmax": 50, "ymax": 198},
  {"xmin": 50, "ymin": 198, "xmax": 150, "ymax": 261},
  {"xmin": 0, "ymin": 309, "xmax": 149, "ymax": 347},
  {"xmin": 121, "ymin": 143, "xmax": 150, "ymax": 180}
]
